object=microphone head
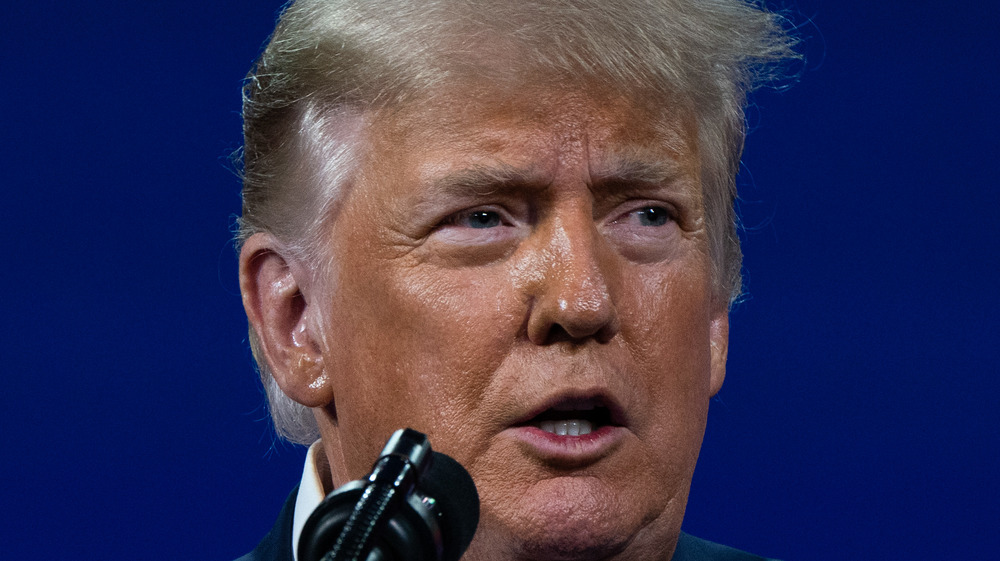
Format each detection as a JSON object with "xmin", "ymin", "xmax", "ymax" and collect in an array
[
  {"xmin": 420, "ymin": 451, "xmax": 480, "ymax": 561},
  {"xmin": 297, "ymin": 431, "xmax": 479, "ymax": 561}
]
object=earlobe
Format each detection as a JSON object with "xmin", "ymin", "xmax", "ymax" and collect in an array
[
  {"xmin": 708, "ymin": 312, "xmax": 729, "ymax": 397},
  {"xmin": 239, "ymin": 233, "xmax": 334, "ymax": 408}
]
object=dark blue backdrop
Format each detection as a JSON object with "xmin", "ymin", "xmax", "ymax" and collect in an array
[{"xmin": 3, "ymin": 1, "xmax": 996, "ymax": 559}]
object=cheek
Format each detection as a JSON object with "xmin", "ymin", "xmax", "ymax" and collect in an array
[
  {"xmin": 620, "ymin": 261, "xmax": 715, "ymax": 432},
  {"xmin": 392, "ymin": 265, "xmax": 522, "ymax": 374},
  {"xmin": 621, "ymin": 260, "xmax": 713, "ymax": 360},
  {"xmin": 389, "ymin": 268, "xmax": 526, "ymax": 445},
  {"xmin": 324, "ymin": 259, "xmax": 523, "ymax": 472}
]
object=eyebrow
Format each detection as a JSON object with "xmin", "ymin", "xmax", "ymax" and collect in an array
[
  {"xmin": 590, "ymin": 156, "xmax": 688, "ymax": 188},
  {"xmin": 428, "ymin": 162, "xmax": 543, "ymax": 197},
  {"xmin": 417, "ymin": 154, "xmax": 692, "ymax": 213}
]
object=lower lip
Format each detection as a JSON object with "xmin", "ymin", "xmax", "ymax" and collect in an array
[{"xmin": 504, "ymin": 425, "xmax": 628, "ymax": 466}]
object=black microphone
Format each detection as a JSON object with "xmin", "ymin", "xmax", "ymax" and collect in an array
[{"xmin": 298, "ymin": 428, "xmax": 480, "ymax": 561}]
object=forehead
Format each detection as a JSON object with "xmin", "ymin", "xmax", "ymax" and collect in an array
[{"xmin": 362, "ymin": 81, "xmax": 700, "ymax": 186}]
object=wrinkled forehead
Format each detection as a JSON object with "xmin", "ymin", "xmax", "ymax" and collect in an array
[{"xmin": 360, "ymin": 78, "xmax": 701, "ymax": 188}]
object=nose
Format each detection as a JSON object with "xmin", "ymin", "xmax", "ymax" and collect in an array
[{"xmin": 524, "ymin": 212, "xmax": 620, "ymax": 345}]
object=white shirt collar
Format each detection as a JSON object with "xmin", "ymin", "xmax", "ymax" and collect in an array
[{"xmin": 291, "ymin": 441, "xmax": 327, "ymax": 561}]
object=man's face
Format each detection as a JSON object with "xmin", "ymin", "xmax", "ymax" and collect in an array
[{"xmin": 313, "ymin": 83, "xmax": 728, "ymax": 560}]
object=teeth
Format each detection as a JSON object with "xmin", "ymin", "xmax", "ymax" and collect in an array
[{"xmin": 538, "ymin": 419, "xmax": 593, "ymax": 436}]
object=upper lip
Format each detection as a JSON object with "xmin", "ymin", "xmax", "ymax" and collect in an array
[{"xmin": 511, "ymin": 388, "xmax": 629, "ymax": 429}]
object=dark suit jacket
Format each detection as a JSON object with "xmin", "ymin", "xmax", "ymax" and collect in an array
[
  {"xmin": 235, "ymin": 487, "xmax": 776, "ymax": 561},
  {"xmin": 235, "ymin": 487, "xmax": 297, "ymax": 561}
]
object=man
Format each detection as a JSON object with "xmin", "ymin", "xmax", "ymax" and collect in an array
[{"xmin": 235, "ymin": 0, "xmax": 797, "ymax": 559}]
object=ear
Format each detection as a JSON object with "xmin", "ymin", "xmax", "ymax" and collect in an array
[
  {"xmin": 239, "ymin": 232, "xmax": 334, "ymax": 408},
  {"xmin": 708, "ymin": 310, "xmax": 729, "ymax": 397}
]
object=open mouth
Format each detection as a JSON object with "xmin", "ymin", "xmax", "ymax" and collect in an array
[{"xmin": 523, "ymin": 397, "xmax": 620, "ymax": 437}]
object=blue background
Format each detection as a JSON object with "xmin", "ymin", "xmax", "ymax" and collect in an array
[{"xmin": 2, "ymin": 1, "xmax": 996, "ymax": 559}]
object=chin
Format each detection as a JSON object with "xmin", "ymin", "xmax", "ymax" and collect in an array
[
  {"xmin": 514, "ymin": 527, "xmax": 630, "ymax": 561},
  {"xmin": 479, "ymin": 475, "xmax": 671, "ymax": 561}
]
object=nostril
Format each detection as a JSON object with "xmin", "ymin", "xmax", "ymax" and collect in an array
[
  {"xmin": 594, "ymin": 315, "xmax": 620, "ymax": 344},
  {"xmin": 556, "ymin": 296, "xmax": 620, "ymax": 341},
  {"xmin": 539, "ymin": 323, "xmax": 574, "ymax": 345},
  {"xmin": 527, "ymin": 302, "xmax": 620, "ymax": 345}
]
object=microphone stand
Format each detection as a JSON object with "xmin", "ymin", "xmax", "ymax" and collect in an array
[
  {"xmin": 319, "ymin": 429, "xmax": 431, "ymax": 561},
  {"xmin": 299, "ymin": 428, "xmax": 479, "ymax": 561}
]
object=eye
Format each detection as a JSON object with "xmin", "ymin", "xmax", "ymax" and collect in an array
[
  {"xmin": 459, "ymin": 210, "xmax": 502, "ymax": 229},
  {"xmin": 434, "ymin": 206, "xmax": 521, "ymax": 244},
  {"xmin": 612, "ymin": 205, "xmax": 673, "ymax": 228},
  {"xmin": 428, "ymin": 205, "xmax": 524, "ymax": 264},
  {"xmin": 441, "ymin": 208, "xmax": 509, "ymax": 230},
  {"xmin": 603, "ymin": 202, "xmax": 681, "ymax": 263},
  {"xmin": 634, "ymin": 206, "xmax": 671, "ymax": 227}
]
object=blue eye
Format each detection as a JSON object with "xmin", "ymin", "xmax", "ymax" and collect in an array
[
  {"xmin": 636, "ymin": 206, "xmax": 670, "ymax": 226},
  {"xmin": 464, "ymin": 210, "xmax": 502, "ymax": 229}
]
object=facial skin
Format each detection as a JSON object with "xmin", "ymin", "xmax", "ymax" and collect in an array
[{"xmin": 241, "ymin": 81, "xmax": 729, "ymax": 561}]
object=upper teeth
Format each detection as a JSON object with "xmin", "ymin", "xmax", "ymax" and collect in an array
[{"xmin": 538, "ymin": 420, "xmax": 593, "ymax": 436}]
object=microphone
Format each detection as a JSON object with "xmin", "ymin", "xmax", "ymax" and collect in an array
[{"xmin": 297, "ymin": 428, "xmax": 480, "ymax": 561}]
